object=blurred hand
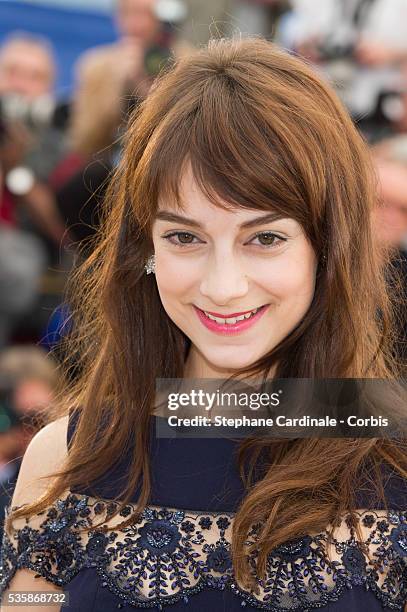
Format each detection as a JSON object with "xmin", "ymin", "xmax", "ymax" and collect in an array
[{"xmin": 113, "ymin": 39, "xmax": 146, "ymax": 85}]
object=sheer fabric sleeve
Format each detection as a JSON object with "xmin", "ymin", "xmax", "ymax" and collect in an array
[{"xmin": 0, "ymin": 492, "xmax": 79, "ymax": 594}]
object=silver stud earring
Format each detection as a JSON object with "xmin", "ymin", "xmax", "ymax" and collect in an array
[{"xmin": 145, "ymin": 254, "xmax": 156, "ymax": 275}]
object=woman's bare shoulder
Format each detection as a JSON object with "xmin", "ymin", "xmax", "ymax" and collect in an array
[{"xmin": 10, "ymin": 416, "xmax": 69, "ymax": 510}]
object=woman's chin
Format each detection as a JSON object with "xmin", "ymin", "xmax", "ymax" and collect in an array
[{"xmin": 199, "ymin": 348, "xmax": 264, "ymax": 376}]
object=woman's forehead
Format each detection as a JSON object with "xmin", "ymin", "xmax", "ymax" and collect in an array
[{"xmin": 156, "ymin": 165, "xmax": 271, "ymax": 222}]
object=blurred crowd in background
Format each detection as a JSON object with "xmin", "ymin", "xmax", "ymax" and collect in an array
[{"xmin": 0, "ymin": 0, "xmax": 407, "ymax": 535}]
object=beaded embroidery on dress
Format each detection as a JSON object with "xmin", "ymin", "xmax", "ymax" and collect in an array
[{"xmin": 0, "ymin": 491, "xmax": 406, "ymax": 610}]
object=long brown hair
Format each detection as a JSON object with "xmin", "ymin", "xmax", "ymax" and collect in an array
[{"xmin": 7, "ymin": 37, "xmax": 406, "ymax": 589}]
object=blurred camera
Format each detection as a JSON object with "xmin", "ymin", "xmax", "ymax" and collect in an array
[
  {"xmin": 0, "ymin": 94, "xmax": 71, "ymax": 131},
  {"xmin": 141, "ymin": 0, "xmax": 187, "ymax": 78}
]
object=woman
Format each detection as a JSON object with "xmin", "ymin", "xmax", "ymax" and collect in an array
[{"xmin": 0, "ymin": 38, "xmax": 406, "ymax": 612}]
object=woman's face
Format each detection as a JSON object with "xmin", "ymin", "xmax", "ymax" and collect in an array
[{"xmin": 152, "ymin": 167, "xmax": 318, "ymax": 377}]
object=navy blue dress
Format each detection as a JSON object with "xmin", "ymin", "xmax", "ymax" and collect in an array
[{"xmin": 1, "ymin": 411, "xmax": 406, "ymax": 611}]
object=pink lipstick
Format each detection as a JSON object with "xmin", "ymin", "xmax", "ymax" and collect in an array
[{"xmin": 193, "ymin": 304, "xmax": 269, "ymax": 336}]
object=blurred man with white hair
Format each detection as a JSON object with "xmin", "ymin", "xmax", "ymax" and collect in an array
[
  {"xmin": 0, "ymin": 33, "xmax": 63, "ymax": 179},
  {"xmin": 0, "ymin": 33, "xmax": 56, "ymax": 102},
  {"xmin": 0, "ymin": 35, "xmax": 68, "ymax": 347}
]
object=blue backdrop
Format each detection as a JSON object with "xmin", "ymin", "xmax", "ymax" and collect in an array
[{"xmin": 0, "ymin": 1, "xmax": 117, "ymax": 98}]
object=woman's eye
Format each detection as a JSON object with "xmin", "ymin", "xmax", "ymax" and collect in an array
[
  {"xmin": 163, "ymin": 232, "xmax": 202, "ymax": 247},
  {"xmin": 249, "ymin": 232, "xmax": 286, "ymax": 248}
]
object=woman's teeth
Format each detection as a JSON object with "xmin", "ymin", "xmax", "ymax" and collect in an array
[{"xmin": 203, "ymin": 307, "xmax": 261, "ymax": 325}]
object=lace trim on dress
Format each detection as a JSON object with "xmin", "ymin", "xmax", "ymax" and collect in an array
[{"xmin": 0, "ymin": 492, "xmax": 406, "ymax": 610}]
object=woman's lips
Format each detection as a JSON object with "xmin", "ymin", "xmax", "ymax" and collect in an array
[{"xmin": 193, "ymin": 304, "xmax": 269, "ymax": 335}]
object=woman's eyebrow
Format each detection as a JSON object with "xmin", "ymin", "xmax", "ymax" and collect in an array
[{"xmin": 155, "ymin": 211, "xmax": 285, "ymax": 229}]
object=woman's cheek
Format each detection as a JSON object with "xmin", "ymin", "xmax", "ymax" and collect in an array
[
  {"xmin": 261, "ymin": 261, "xmax": 316, "ymax": 305},
  {"xmin": 257, "ymin": 262, "xmax": 304, "ymax": 295},
  {"xmin": 156, "ymin": 256, "xmax": 199, "ymax": 296}
]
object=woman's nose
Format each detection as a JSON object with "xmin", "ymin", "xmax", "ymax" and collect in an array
[{"xmin": 199, "ymin": 254, "xmax": 249, "ymax": 306}]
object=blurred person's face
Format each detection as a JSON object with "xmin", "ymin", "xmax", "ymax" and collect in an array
[
  {"xmin": 151, "ymin": 166, "xmax": 318, "ymax": 377},
  {"xmin": 116, "ymin": 0, "xmax": 160, "ymax": 46},
  {"xmin": 0, "ymin": 41, "xmax": 55, "ymax": 100},
  {"xmin": 12, "ymin": 378, "xmax": 53, "ymax": 415},
  {"xmin": 374, "ymin": 161, "xmax": 407, "ymax": 247}
]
